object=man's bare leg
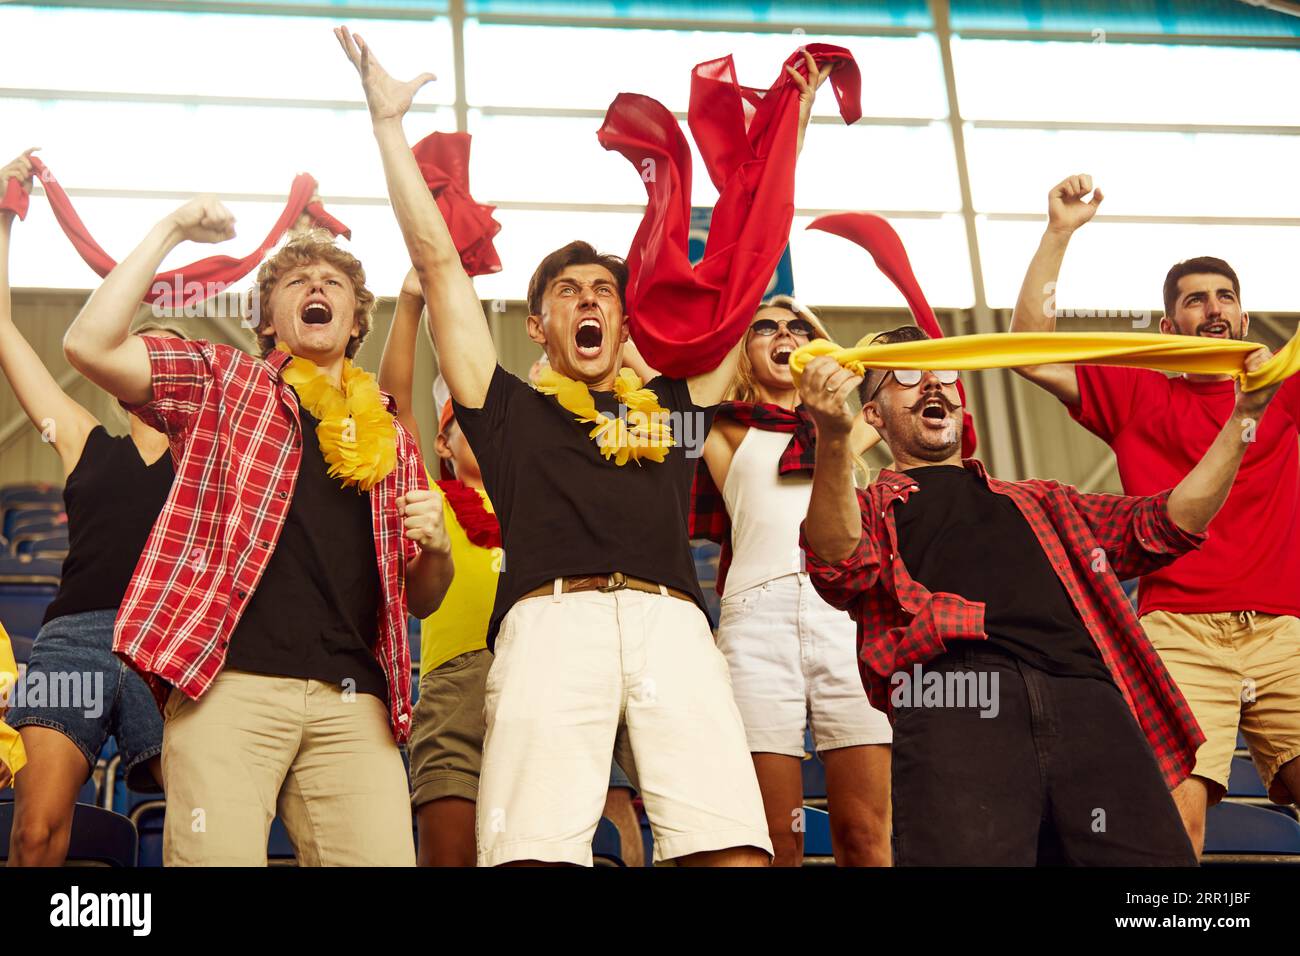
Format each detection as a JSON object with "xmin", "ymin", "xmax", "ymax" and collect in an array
[
  {"xmin": 416, "ymin": 797, "xmax": 477, "ymax": 867},
  {"xmin": 1172, "ymin": 776, "xmax": 1212, "ymax": 857},
  {"xmin": 676, "ymin": 846, "xmax": 770, "ymax": 867}
]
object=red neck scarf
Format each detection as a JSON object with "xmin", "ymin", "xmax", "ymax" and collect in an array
[
  {"xmin": 598, "ymin": 44, "xmax": 861, "ymax": 379},
  {"xmin": 807, "ymin": 212, "xmax": 978, "ymax": 458},
  {"xmin": 436, "ymin": 479, "xmax": 500, "ymax": 551},
  {"xmin": 1, "ymin": 158, "xmax": 350, "ymax": 304}
]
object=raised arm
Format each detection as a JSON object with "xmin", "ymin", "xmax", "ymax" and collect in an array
[
  {"xmin": 0, "ymin": 149, "xmax": 99, "ymax": 474},
  {"xmin": 1167, "ymin": 347, "xmax": 1282, "ymax": 534},
  {"xmin": 1008, "ymin": 175, "xmax": 1105, "ymax": 408},
  {"xmin": 378, "ymin": 266, "xmax": 426, "ymax": 445},
  {"xmin": 798, "ymin": 355, "xmax": 867, "ymax": 565},
  {"xmin": 336, "ymin": 27, "xmax": 496, "ymax": 409},
  {"xmin": 63, "ymin": 197, "xmax": 234, "ymax": 405},
  {"xmin": 687, "ymin": 52, "xmax": 828, "ymax": 407}
]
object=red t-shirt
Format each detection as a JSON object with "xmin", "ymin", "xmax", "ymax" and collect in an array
[{"xmin": 1071, "ymin": 365, "xmax": 1300, "ymax": 618}]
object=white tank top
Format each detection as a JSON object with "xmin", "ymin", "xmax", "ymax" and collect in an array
[{"xmin": 721, "ymin": 427, "xmax": 811, "ymax": 597}]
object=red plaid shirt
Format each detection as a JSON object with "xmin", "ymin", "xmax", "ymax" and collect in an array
[
  {"xmin": 799, "ymin": 459, "xmax": 1207, "ymax": 789},
  {"xmin": 115, "ymin": 337, "xmax": 427, "ymax": 742}
]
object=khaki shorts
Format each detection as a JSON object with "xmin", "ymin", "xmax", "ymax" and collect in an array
[
  {"xmin": 1141, "ymin": 610, "xmax": 1300, "ymax": 804},
  {"xmin": 161, "ymin": 670, "xmax": 415, "ymax": 866},
  {"xmin": 408, "ymin": 649, "xmax": 491, "ymax": 808},
  {"xmin": 476, "ymin": 585, "xmax": 772, "ymax": 867}
]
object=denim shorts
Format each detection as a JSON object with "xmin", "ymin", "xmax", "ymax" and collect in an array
[{"xmin": 7, "ymin": 609, "xmax": 163, "ymax": 793}]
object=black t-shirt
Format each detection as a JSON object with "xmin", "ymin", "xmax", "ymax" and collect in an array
[
  {"xmin": 225, "ymin": 401, "xmax": 388, "ymax": 702},
  {"xmin": 44, "ymin": 426, "xmax": 175, "ymax": 624},
  {"xmin": 893, "ymin": 465, "xmax": 1112, "ymax": 681},
  {"xmin": 453, "ymin": 364, "xmax": 715, "ymax": 648}
]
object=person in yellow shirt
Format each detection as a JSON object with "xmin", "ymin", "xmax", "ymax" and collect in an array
[{"xmin": 1, "ymin": 621, "xmax": 27, "ymax": 791}]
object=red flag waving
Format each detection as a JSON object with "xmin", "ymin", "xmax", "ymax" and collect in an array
[
  {"xmin": 1, "ymin": 157, "xmax": 351, "ymax": 305},
  {"xmin": 808, "ymin": 212, "xmax": 978, "ymax": 457},
  {"xmin": 599, "ymin": 44, "xmax": 861, "ymax": 379},
  {"xmin": 411, "ymin": 131, "xmax": 502, "ymax": 277}
]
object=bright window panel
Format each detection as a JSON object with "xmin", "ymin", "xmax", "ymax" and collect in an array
[
  {"xmin": 966, "ymin": 127, "xmax": 1300, "ymax": 219},
  {"xmin": 796, "ymin": 122, "xmax": 961, "ymax": 213},
  {"xmin": 790, "ymin": 214, "xmax": 974, "ymax": 308},
  {"xmin": 0, "ymin": 99, "xmax": 451, "ymax": 199},
  {"xmin": 0, "ymin": 7, "xmax": 454, "ymax": 105},
  {"xmin": 953, "ymin": 39, "xmax": 1300, "ymax": 126},
  {"xmin": 469, "ymin": 208, "xmax": 645, "ymax": 303},
  {"xmin": 978, "ymin": 218, "xmax": 1300, "ymax": 312},
  {"xmin": 464, "ymin": 23, "xmax": 947, "ymax": 118}
]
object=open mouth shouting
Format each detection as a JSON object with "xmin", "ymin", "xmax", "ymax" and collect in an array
[
  {"xmin": 575, "ymin": 316, "xmax": 604, "ymax": 358},
  {"xmin": 771, "ymin": 342, "xmax": 796, "ymax": 367},
  {"xmin": 301, "ymin": 298, "xmax": 334, "ymax": 327},
  {"xmin": 910, "ymin": 392, "xmax": 959, "ymax": 432},
  {"xmin": 1198, "ymin": 320, "xmax": 1231, "ymax": 339}
]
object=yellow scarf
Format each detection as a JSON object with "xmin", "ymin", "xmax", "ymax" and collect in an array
[
  {"xmin": 535, "ymin": 366, "xmax": 675, "ymax": 465},
  {"xmin": 1, "ymin": 621, "xmax": 25, "ymax": 779},
  {"xmin": 789, "ymin": 330, "xmax": 1300, "ymax": 393},
  {"xmin": 278, "ymin": 346, "xmax": 397, "ymax": 491}
]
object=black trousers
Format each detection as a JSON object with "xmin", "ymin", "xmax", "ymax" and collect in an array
[{"xmin": 891, "ymin": 644, "xmax": 1197, "ymax": 866}]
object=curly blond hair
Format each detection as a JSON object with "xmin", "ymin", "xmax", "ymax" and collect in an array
[{"xmin": 248, "ymin": 231, "xmax": 375, "ymax": 360}]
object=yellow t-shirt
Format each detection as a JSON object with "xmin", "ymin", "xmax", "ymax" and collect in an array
[
  {"xmin": 1, "ymin": 621, "xmax": 27, "ymax": 779},
  {"xmin": 419, "ymin": 482, "xmax": 501, "ymax": 676}
]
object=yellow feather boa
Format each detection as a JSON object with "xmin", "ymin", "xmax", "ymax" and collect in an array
[
  {"xmin": 789, "ymin": 330, "xmax": 1300, "ymax": 393},
  {"xmin": 278, "ymin": 345, "xmax": 397, "ymax": 491},
  {"xmin": 535, "ymin": 366, "xmax": 675, "ymax": 465}
]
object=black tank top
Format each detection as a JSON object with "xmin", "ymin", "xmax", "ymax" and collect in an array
[{"xmin": 42, "ymin": 426, "xmax": 175, "ymax": 624}]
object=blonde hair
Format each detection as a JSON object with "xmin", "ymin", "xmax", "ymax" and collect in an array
[
  {"xmin": 726, "ymin": 295, "xmax": 832, "ymax": 404},
  {"xmin": 248, "ymin": 231, "xmax": 375, "ymax": 360}
]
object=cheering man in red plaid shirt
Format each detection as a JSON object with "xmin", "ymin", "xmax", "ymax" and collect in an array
[
  {"xmin": 797, "ymin": 325, "xmax": 1285, "ymax": 866},
  {"xmin": 62, "ymin": 201, "xmax": 454, "ymax": 866}
]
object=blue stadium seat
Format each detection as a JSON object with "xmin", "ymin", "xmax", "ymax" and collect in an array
[
  {"xmin": 593, "ymin": 816, "xmax": 624, "ymax": 866},
  {"xmin": 1236, "ymin": 729, "xmax": 1248, "ymax": 751},
  {"xmin": 0, "ymin": 587, "xmax": 59, "ymax": 642},
  {"xmin": 15, "ymin": 531, "xmax": 70, "ymax": 558},
  {"xmin": 1228, "ymin": 756, "xmax": 1268, "ymax": 799},
  {"xmin": 2, "ymin": 502, "xmax": 62, "ymax": 539},
  {"xmin": 0, "ymin": 801, "xmax": 137, "ymax": 866},
  {"xmin": 0, "ymin": 483, "xmax": 62, "ymax": 507},
  {"xmin": 6, "ymin": 510, "xmax": 66, "ymax": 538},
  {"xmin": 408, "ymin": 615, "xmax": 421, "ymax": 667},
  {"xmin": 802, "ymin": 805, "xmax": 833, "ymax": 857},
  {"xmin": 1204, "ymin": 801, "xmax": 1300, "ymax": 857}
]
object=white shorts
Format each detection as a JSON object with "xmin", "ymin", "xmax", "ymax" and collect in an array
[
  {"xmin": 716, "ymin": 572, "xmax": 893, "ymax": 758},
  {"xmin": 476, "ymin": 585, "xmax": 772, "ymax": 867}
]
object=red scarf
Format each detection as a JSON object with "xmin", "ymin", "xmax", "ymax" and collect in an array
[
  {"xmin": 689, "ymin": 401, "xmax": 816, "ymax": 595},
  {"xmin": 436, "ymin": 479, "xmax": 500, "ymax": 551},
  {"xmin": 411, "ymin": 131, "xmax": 502, "ymax": 277},
  {"xmin": 598, "ymin": 44, "xmax": 861, "ymax": 379},
  {"xmin": 808, "ymin": 212, "xmax": 978, "ymax": 458},
  {"xmin": 1, "ymin": 158, "xmax": 350, "ymax": 304}
]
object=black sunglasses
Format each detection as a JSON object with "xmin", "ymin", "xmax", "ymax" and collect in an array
[{"xmin": 750, "ymin": 317, "xmax": 817, "ymax": 339}]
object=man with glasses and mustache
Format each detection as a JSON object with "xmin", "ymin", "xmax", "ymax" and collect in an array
[
  {"xmin": 1008, "ymin": 175, "xmax": 1300, "ymax": 857},
  {"xmin": 691, "ymin": 296, "xmax": 892, "ymax": 866},
  {"xmin": 795, "ymin": 323, "xmax": 1282, "ymax": 865}
]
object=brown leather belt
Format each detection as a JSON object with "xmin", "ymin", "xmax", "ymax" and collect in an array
[{"xmin": 519, "ymin": 571, "xmax": 695, "ymax": 604}]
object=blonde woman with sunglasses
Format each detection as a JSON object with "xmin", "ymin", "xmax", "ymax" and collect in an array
[{"xmin": 691, "ymin": 296, "xmax": 893, "ymax": 867}]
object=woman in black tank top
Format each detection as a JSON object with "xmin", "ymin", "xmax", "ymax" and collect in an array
[{"xmin": 1, "ymin": 152, "xmax": 182, "ymax": 866}]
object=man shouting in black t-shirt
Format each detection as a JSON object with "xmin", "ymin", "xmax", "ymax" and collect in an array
[{"xmin": 339, "ymin": 27, "xmax": 837, "ymax": 866}]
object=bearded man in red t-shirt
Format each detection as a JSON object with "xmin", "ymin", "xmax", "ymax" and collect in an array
[{"xmin": 1009, "ymin": 174, "xmax": 1300, "ymax": 856}]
